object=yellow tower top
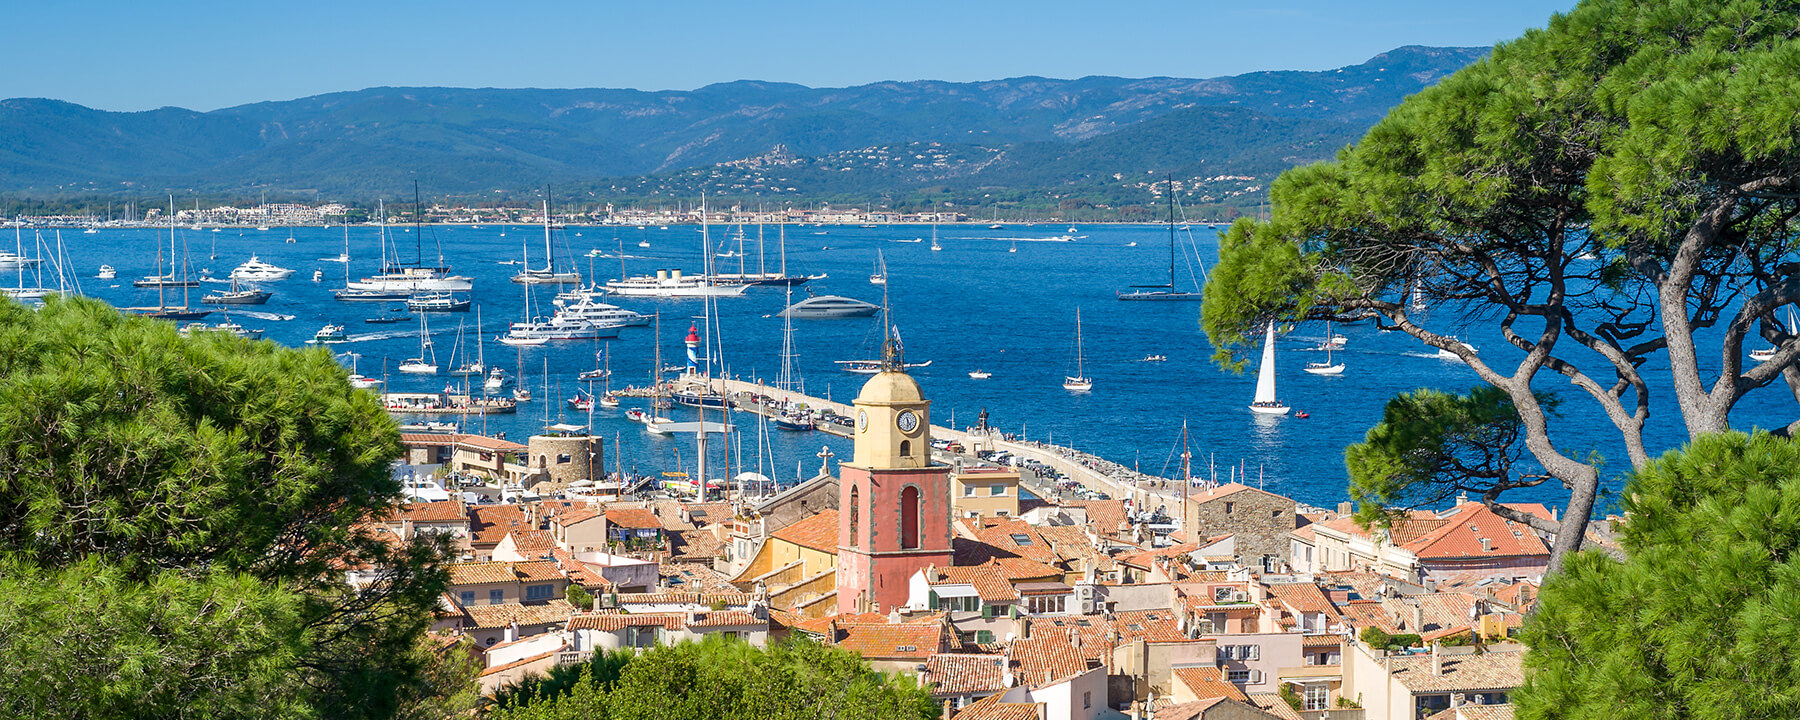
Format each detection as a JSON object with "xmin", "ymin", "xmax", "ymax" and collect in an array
[{"xmin": 849, "ymin": 369, "xmax": 931, "ymax": 469}]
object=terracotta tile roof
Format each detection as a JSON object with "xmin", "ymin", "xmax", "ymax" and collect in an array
[
  {"xmin": 1385, "ymin": 650, "xmax": 1525, "ymax": 694},
  {"xmin": 397, "ymin": 501, "xmax": 467, "ymax": 524},
  {"xmin": 1117, "ymin": 542, "xmax": 1200, "ymax": 569},
  {"xmin": 456, "ymin": 434, "xmax": 527, "ymax": 452},
  {"xmin": 566, "ymin": 612, "xmax": 687, "ymax": 632},
  {"xmin": 1154, "ymin": 698, "xmax": 1231, "ymax": 720},
  {"xmin": 1402, "ymin": 504, "xmax": 1549, "ymax": 561},
  {"xmin": 1302, "ymin": 634, "xmax": 1343, "ymax": 648},
  {"xmin": 984, "ymin": 557, "xmax": 1064, "ymax": 581},
  {"xmin": 448, "ymin": 561, "xmax": 518, "ymax": 586},
  {"xmin": 1492, "ymin": 581, "xmax": 1538, "ymax": 611},
  {"xmin": 921, "ymin": 653, "xmax": 1009, "ymax": 696},
  {"xmin": 1424, "ymin": 704, "xmax": 1516, "ymax": 720},
  {"xmin": 670, "ymin": 529, "xmax": 727, "ymax": 560},
  {"xmin": 1173, "ymin": 666, "xmax": 1249, "ymax": 702},
  {"xmin": 606, "ymin": 507, "xmax": 664, "ymax": 529},
  {"xmin": 1064, "ymin": 499, "xmax": 1128, "ymax": 536},
  {"xmin": 478, "ymin": 648, "xmax": 561, "ymax": 678},
  {"xmin": 615, "ymin": 591, "xmax": 754, "ymax": 607},
  {"xmin": 1008, "ymin": 628, "xmax": 1097, "ymax": 686},
  {"xmin": 1112, "ymin": 609, "xmax": 1189, "ymax": 644},
  {"xmin": 769, "ymin": 509, "xmax": 840, "ymax": 553},
  {"xmin": 1335, "ymin": 600, "xmax": 1398, "ymax": 633},
  {"xmin": 965, "ymin": 518, "xmax": 1058, "ymax": 564},
  {"xmin": 550, "ymin": 508, "xmax": 602, "ymax": 527},
  {"xmin": 1290, "ymin": 525, "xmax": 1317, "ymax": 542},
  {"xmin": 513, "ymin": 560, "xmax": 565, "ymax": 583},
  {"xmin": 1421, "ymin": 625, "xmax": 1473, "ymax": 643},
  {"xmin": 399, "ymin": 432, "xmax": 459, "ymax": 446},
  {"xmin": 658, "ymin": 562, "xmax": 739, "ymax": 593},
  {"xmin": 1265, "ymin": 582, "xmax": 1340, "ymax": 619},
  {"xmin": 953, "ymin": 693, "xmax": 1041, "ymax": 720},
  {"xmin": 553, "ymin": 549, "xmax": 611, "ymax": 588},
  {"xmin": 1187, "ymin": 482, "xmax": 1293, "ymax": 506},
  {"xmin": 927, "ymin": 565, "xmax": 1020, "ymax": 602},
  {"xmin": 834, "ymin": 622, "xmax": 945, "ymax": 660},
  {"xmin": 502, "ymin": 530, "xmax": 558, "ymax": 554},
  {"xmin": 1249, "ymin": 693, "xmax": 1306, "ymax": 720},
  {"xmin": 462, "ymin": 599, "xmax": 577, "ymax": 629},
  {"xmin": 469, "ymin": 505, "xmax": 534, "ymax": 546}
]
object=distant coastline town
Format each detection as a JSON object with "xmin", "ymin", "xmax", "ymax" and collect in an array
[{"xmin": 3, "ymin": 199, "xmax": 1243, "ymax": 229}]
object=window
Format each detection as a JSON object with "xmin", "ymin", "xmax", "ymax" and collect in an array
[
  {"xmin": 848, "ymin": 486, "xmax": 860, "ymax": 547},
  {"xmin": 900, "ymin": 485, "xmax": 920, "ymax": 549},
  {"xmin": 1272, "ymin": 508, "xmax": 1282, "ymax": 518},
  {"xmin": 1304, "ymin": 684, "xmax": 1329, "ymax": 711},
  {"xmin": 1083, "ymin": 691, "xmax": 1091, "ymax": 709},
  {"xmin": 900, "ymin": 440, "xmax": 911, "ymax": 456},
  {"xmin": 1204, "ymin": 612, "xmax": 1226, "ymax": 634},
  {"xmin": 963, "ymin": 484, "xmax": 975, "ymax": 497},
  {"xmin": 489, "ymin": 589, "xmax": 504, "ymax": 605},
  {"xmin": 525, "ymin": 584, "xmax": 554, "ymax": 601},
  {"xmin": 1027, "ymin": 594, "xmax": 1066, "ymax": 615},
  {"xmin": 1227, "ymin": 670, "xmax": 1250, "ymax": 683},
  {"xmin": 989, "ymin": 484, "xmax": 1005, "ymax": 496},
  {"xmin": 975, "ymin": 630, "xmax": 995, "ymax": 644},
  {"xmin": 1010, "ymin": 533, "xmax": 1034, "ymax": 545},
  {"xmin": 486, "ymin": 637, "xmax": 498, "ymax": 646},
  {"xmin": 940, "ymin": 595, "xmax": 980, "ymax": 613},
  {"xmin": 459, "ymin": 591, "xmax": 475, "ymax": 606},
  {"xmin": 1224, "ymin": 502, "xmax": 1235, "ymax": 514},
  {"xmin": 557, "ymin": 454, "xmax": 571, "ymax": 464}
]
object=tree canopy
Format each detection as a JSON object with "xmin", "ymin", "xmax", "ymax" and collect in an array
[
  {"xmin": 0, "ymin": 296, "xmax": 459, "ymax": 719},
  {"xmin": 1515, "ymin": 431, "xmax": 1800, "ymax": 719},
  {"xmin": 488, "ymin": 636, "xmax": 939, "ymax": 720},
  {"xmin": 1201, "ymin": 0, "xmax": 1800, "ymax": 571}
]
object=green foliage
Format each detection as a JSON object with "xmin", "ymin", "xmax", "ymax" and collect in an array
[
  {"xmin": 1345, "ymin": 387, "xmax": 1550, "ymax": 528},
  {"xmin": 566, "ymin": 584, "xmax": 593, "ymax": 609},
  {"xmin": 1358, "ymin": 627, "xmax": 1422, "ymax": 652},
  {"xmin": 1516, "ymin": 431, "xmax": 1800, "ymax": 719},
  {"xmin": 490, "ymin": 636, "xmax": 937, "ymax": 720},
  {"xmin": 0, "ymin": 557, "xmax": 311, "ymax": 719},
  {"xmin": 1278, "ymin": 683, "xmax": 1304, "ymax": 712},
  {"xmin": 0, "ymin": 297, "xmax": 457, "ymax": 718},
  {"xmin": 488, "ymin": 647, "xmax": 633, "ymax": 713}
]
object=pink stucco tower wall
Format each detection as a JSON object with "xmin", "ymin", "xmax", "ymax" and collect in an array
[{"xmin": 836, "ymin": 369, "xmax": 952, "ymax": 615}]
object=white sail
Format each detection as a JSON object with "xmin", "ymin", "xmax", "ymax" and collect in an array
[{"xmin": 1254, "ymin": 321, "xmax": 1278, "ymax": 404}]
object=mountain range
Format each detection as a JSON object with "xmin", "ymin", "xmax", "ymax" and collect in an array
[{"xmin": 0, "ymin": 45, "xmax": 1487, "ymax": 210}]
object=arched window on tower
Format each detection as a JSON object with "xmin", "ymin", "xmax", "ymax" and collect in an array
[
  {"xmin": 901, "ymin": 485, "xmax": 920, "ymax": 549},
  {"xmin": 900, "ymin": 440, "xmax": 911, "ymax": 458},
  {"xmin": 849, "ymin": 486, "xmax": 861, "ymax": 547}
]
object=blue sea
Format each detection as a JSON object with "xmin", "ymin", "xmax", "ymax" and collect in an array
[{"xmin": 37, "ymin": 222, "xmax": 1790, "ymax": 512}]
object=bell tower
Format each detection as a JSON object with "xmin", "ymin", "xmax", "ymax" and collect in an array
[{"xmin": 836, "ymin": 362, "xmax": 951, "ymax": 615}]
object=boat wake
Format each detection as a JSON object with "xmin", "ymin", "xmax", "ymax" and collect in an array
[{"xmin": 230, "ymin": 310, "xmax": 295, "ymax": 321}]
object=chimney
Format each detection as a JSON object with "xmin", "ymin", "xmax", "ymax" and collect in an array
[
  {"xmin": 592, "ymin": 592, "xmax": 602, "ymax": 613},
  {"xmin": 504, "ymin": 622, "xmax": 519, "ymax": 644},
  {"xmin": 1430, "ymin": 643, "xmax": 1444, "ymax": 675},
  {"xmin": 1479, "ymin": 537, "xmax": 1492, "ymax": 552},
  {"xmin": 1411, "ymin": 604, "xmax": 1425, "ymax": 633},
  {"xmin": 1019, "ymin": 617, "xmax": 1031, "ymax": 640},
  {"xmin": 1337, "ymin": 501, "xmax": 1353, "ymax": 516}
]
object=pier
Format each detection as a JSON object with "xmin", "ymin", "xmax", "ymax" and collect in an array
[{"xmin": 634, "ymin": 375, "xmax": 1201, "ymax": 514}]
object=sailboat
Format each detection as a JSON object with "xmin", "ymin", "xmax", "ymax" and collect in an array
[
  {"xmin": 1120, "ymin": 175, "xmax": 1204, "ymax": 300},
  {"xmin": 398, "ymin": 313, "xmax": 439, "ymax": 374},
  {"xmin": 125, "ymin": 197, "xmax": 210, "ymax": 321},
  {"xmin": 1062, "ymin": 308, "xmax": 1093, "ymax": 392},
  {"xmin": 447, "ymin": 320, "xmax": 484, "ymax": 376},
  {"xmin": 511, "ymin": 195, "xmax": 581, "ymax": 284},
  {"xmin": 869, "ymin": 250, "xmax": 887, "ymax": 285},
  {"xmin": 1248, "ymin": 321, "xmax": 1289, "ymax": 414},
  {"xmin": 1751, "ymin": 307, "xmax": 1799, "ymax": 361},
  {"xmin": 1305, "ymin": 321, "xmax": 1346, "ymax": 375},
  {"xmin": 929, "ymin": 221, "xmax": 942, "ymax": 252}
]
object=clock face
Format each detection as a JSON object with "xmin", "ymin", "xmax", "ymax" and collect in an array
[
  {"xmin": 897, "ymin": 410, "xmax": 919, "ymax": 434},
  {"xmin": 856, "ymin": 409, "xmax": 868, "ymax": 431}
]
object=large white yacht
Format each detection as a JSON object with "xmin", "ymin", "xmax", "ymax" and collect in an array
[
  {"xmin": 228, "ymin": 256, "xmax": 296, "ymax": 281},
  {"xmin": 602, "ymin": 269, "xmax": 746, "ymax": 298},
  {"xmin": 552, "ymin": 297, "xmax": 648, "ymax": 327},
  {"xmin": 346, "ymin": 266, "xmax": 474, "ymax": 292}
]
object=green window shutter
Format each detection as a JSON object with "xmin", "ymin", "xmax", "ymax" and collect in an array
[
  {"xmin": 983, "ymin": 603, "xmax": 995, "ymax": 619},
  {"xmin": 928, "ymin": 591, "xmax": 939, "ymax": 610}
]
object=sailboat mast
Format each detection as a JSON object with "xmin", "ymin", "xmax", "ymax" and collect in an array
[
  {"xmin": 541, "ymin": 194, "xmax": 553, "ymax": 275},
  {"xmin": 1167, "ymin": 175, "xmax": 1177, "ymax": 289},
  {"xmin": 412, "ymin": 181, "xmax": 423, "ymax": 267}
]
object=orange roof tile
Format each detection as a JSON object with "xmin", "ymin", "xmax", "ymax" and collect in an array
[
  {"xmin": 1401, "ymin": 504, "xmax": 1550, "ymax": 560},
  {"xmin": 448, "ymin": 561, "xmax": 517, "ymax": 586},
  {"xmin": 1008, "ymin": 628, "xmax": 1098, "ymax": 686},
  {"xmin": 605, "ymin": 507, "xmax": 663, "ymax": 529},
  {"xmin": 955, "ymin": 701, "xmax": 1041, "ymax": 720},
  {"xmin": 462, "ymin": 600, "xmax": 577, "ymax": 629},
  {"xmin": 398, "ymin": 501, "xmax": 467, "ymax": 524},
  {"xmin": 835, "ymin": 622, "xmax": 944, "ymax": 660},
  {"xmin": 1265, "ymin": 582, "xmax": 1340, "ymax": 618},
  {"xmin": 551, "ymin": 508, "xmax": 602, "ymax": 527},
  {"xmin": 456, "ymin": 434, "xmax": 527, "ymax": 452},
  {"xmin": 1173, "ymin": 666, "xmax": 1250, "ymax": 702},
  {"xmin": 927, "ymin": 565, "xmax": 1020, "ymax": 602},
  {"xmin": 502, "ymin": 530, "xmax": 557, "ymax": 554},
  {"xmin": 922, "ymin": 653, "xmax": 1009, "ymax": 696},
  {"xmin": 769, "ymin": 509, "xmax": 840, "ymax": 553},
  {"xmin": 1112, "ymin": 609, "xmax": 1189, "ymax": 644},
  {"xmin": 1386, "ymin": 649, "xmax": 1526, "ymax": 693},
  {"xmin": 1249, "ymin": 693, "xmax": 1306, "ymax": 720},
  {"xmin": 513, "ymin": 560, "xmax": 565, "ymax": 583},
  {"xmin": 1187, "ymin": 482, "xmax": 1293, "ymax": 506}
]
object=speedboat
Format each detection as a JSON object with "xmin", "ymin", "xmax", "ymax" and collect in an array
[
  {"xmin": 229, "ymin": 256, "xmax": 296, "ymax": 281},
  {"xmin": 201, "ymin": 286, "xmax": 271, "ymax": 305},
  {"xmin": 348, "ymin": 374, "xmax": 383, "ymax": 389},
  {"xmin": 306, "ymin": 324, "xmax": 348, "ymax": 345},
  {"xmin": 567, "ymin": 393, "xmax": 594, "ymax": 411},
  {"xmin": 968, "ymin": 370, "xmax": 992, "ymax": 379},
  {"xmin": 777, "ymin": 295, "xmax": 880, "ymax": 319},
  {"xmin": 552, "ymin": 297, "xmax": 648, "ymax": 326},
  {"xmin": 97, "ymin": 265, "xmax": 116, "ymax": 280},
  {"xmin": 484, "ymin": 367, "xmax": 511, "ymax": 389},
  {"xmin": 1141, "ymin": 355, "xmax": 1167, "ymax": 362}
]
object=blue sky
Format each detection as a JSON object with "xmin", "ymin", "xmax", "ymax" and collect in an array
[{"xmin": 7, "ymin": 0, "xmax": 1578, "ymax": 112}]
